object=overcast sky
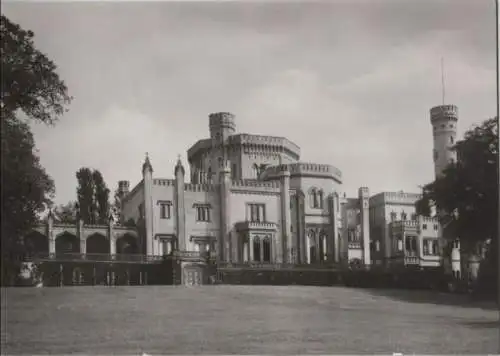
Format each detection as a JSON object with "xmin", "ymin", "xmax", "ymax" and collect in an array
[{"xmin": 3, "ymin": 0, "xmax": 497, "ymax": 205}]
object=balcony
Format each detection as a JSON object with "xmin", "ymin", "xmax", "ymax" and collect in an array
[
  {"xmin": 235, "ymin": 221, "xmax": 278, "ymax": 232},
  {"xmin": 404, "ymin": 256, "xmax": 419, "ymax": 265}
]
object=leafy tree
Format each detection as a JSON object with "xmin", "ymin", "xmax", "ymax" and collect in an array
[
  {"xmin": 76, "ymin": 168, "xmax": 95, "ymax": 224},
  {"xmin": 53, "ymin": 201, "xmax": 78, "ymax": 224},
  {"xmin": 417, "ymin": 117, "xmax": 498, "ymax": 252},
  {"xmin": 93, "ymin": 170, "xmax": 110, "ymax": 224},
  {"xmin": 1, "ymin": 15, "xmax": 71, "ymax": 285},
  {"xmin": 76, "ymin": 168, "xmax": 110, "ymax": 225},
  {"xmin": 1, "ymin": 116, "xmax": 55, "ymax": 285},
  {"xmin": 1, "ymin": 15, "xmax": 72, "ymax": 124},
  {"xmin": 417, "ymin": 117, "xmax": 498, "ymax": 296}
]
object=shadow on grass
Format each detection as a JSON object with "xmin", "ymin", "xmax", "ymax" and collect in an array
[{"xmin": 362, "ymin": 288, "xmax": 498, "ymax": 311}]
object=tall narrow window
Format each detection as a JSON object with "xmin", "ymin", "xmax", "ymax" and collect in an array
[
  {"xmin": 390, "ymin": 212, "xmax": 397, "ymax": 222},
  {"xmin": 253, "ymin": 237, "xmax": 261, "ymax": 262},
  {"xmin": 262, "ymin": 237, "xmax": 271, "ymax": 262},
  {"xmin": 401, "ymin": 212, "xmax": 407, "ymax": 221},
  {"xmin": 158, "ymin": 201, "xmax": 172, "ymax": 219},
  {"xmin": 194, "ymin": 204, "xmax": 211, "ymax": 222},
  {"xmin": 248, "ymin": 204, "xmax": 265, "ymax": 222},
  {"xmin": 317, "ymin": 190, "xmax": 324, "ymax": 209}
]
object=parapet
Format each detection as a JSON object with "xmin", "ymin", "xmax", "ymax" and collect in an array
[
  {"xmin": 358, "ymin": 187, "xmax": 369, "ymax": 198},
  {"xmin": 184, "ymin": 183, "xmax": 216, "ymax": 192},
  {"xmin": 260, "ymin": 162, "xmax": 342, "ymax": 183},
  {"xmin": 209, "ymin": 112, "xmax": 236, "ymax": 132},
  {"xmin": 229, "ymin": 134, "xmax": 301, "ymax": 161},
  {"xmin": 231, "ymin": 179, "xmax": 281, "ymax": 194},
  {"xmin": 369, "ymin": 191, "xmax": 422, "ymax": 207},
  {"xmin": 153, "ymin": 179, "xmax": 175, "ymax": 186},
  {"xmin": 430, "ymin": 105, "xmax": 458, "ymax": 124}
]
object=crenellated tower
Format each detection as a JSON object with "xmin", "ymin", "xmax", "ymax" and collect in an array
[
  {"xmin": 430, "ymin": 105, "xmax": 458, "ymax": 178},
  {"xmin": 358, "ymin": 187, "xmax": 371, "ymax": 265},
  {"xmin": 209, "ymin": 112, "xmax": 236, "ymax": 182}
]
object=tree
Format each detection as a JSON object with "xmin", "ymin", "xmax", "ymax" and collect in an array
[
  {"xmin": 417, "ymin": 117, "xmax": 498, "ymax": 296},
  {"xmin": 76, "ymin": 168, "xmax": 95, "ymax": 224},
  {"xmin": 75, "ymin": 168, "xmax": 110, "ymax": 225},
  {"xmin": 1, "ymin": 15, "xmax": 72, "ymax": 125},
  {"xmin": 1, "ymin": 116, "xmax": 55, "ymax": 284},
  {"xmin": 1, "ymin": 15, "xmax": 71, "ymax": 285},
  {"xmin": 417, "ymin": 117, "xmax": 498, "ymax": 252},
  {"xmin": 53, "ymin": 201, "xmax": 78, "ymax": 224},
  {"xmin": 93, "ymin": 170, "xmax": 110, "ymax": 224}
]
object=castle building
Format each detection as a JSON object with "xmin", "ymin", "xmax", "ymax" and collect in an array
[{"xmin": 119, "ymin": 112, "xmax": 356, "ymax": 265}]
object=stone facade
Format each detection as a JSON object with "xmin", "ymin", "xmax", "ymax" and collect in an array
[{"xmin": 120, "ymin": 112, "xmax": 354, "ymax": 265}]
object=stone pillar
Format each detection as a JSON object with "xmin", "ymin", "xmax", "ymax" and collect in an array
[
  {"xmin": 143, "ymin": 154, "xmax": 154, "ymax": 256},
  {"xmin": 47, "ymin": 211, "xmax": 55, "ymax": 257},
  {"xmin": 306, "ymin": 236, "xmax": 311, "ymax": 264},
  {"xmin": 80, "ymin": 238, "xmax": 86, "ymax": 255},
  {"xmin": 249, "ymin": 235, "xmax": 254, "ymax": 262},
  {"xmin": 174, "ymin": 157, "xmax": 186, "ymax": 252},
  {"xmin": 358, "ymin": 187, "xmax": 371, "ymax": 265},
  {"xmin": 260, "ymin": 239, "xmax": 264, "ymax": 263},
  {"xmin": 330, "ymin": 193, "xmax": 340, "ymax": 263},
  {"xmin": 108, "ymin": 222, "xmax": 116, "ymax": 257},
  {"xmin": 166, "ymin": 241, "xmax": 171, "ymax": 255},
  {"xmin": 322, "ymin": 234, "xmax": 327, "ymax": 261},
  {"xmin": 297, "ymin": 192, "xmax": 306, "ymax": 263},
  {"xmin": 278, "ymin": 167, "xmax": 290, "ymax": 263},
  {"xmin": 219, "ymin": 160, "xmax": 232, "ymax": 262},
  {"xmin": 243, "ymin": 242, "xmax": 248, "ymax": 262}
]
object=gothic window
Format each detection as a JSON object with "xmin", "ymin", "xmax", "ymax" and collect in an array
[
  {"xmin": 309, "ymin": 188, "xmax": 317, "ymax": 208},
  {"xmin": 433, "ymin": 224, "xmax": 439, "ymax": 231},
  {"xmin": 194, "ymin": 204, "xmax": 211, "ymax": 222},
  {"xmin": 317, "ymin": 190, "xmax": 324, "ymax": 209},
  {"xmin": 262, "ymin": 237, "xmax": 271, "ymax": 262},
  {"xmin": 422, "ymin": 224, "xmax": 427, "ymax": 230},
  {"xmin": 232, "ymin": 164, "xmax": 237, "ymax": 179},
  {"xmin": 253, "ymin": 237, "xmax": 261, "ymax": 262},
  {"xmin": 158, "ymin": 201, "xmax": 172, "ymax": 219},
  {"xmin": 248, "ymin": 204, "xmax": 266, "ymax": 222},
  {"xmin": 401, "ymin": 212, "xmax": 407, "ymax": 221},
  {"xmin": 390, "ymin": 212, "xmax": 397, "ymax": 222},
  {"xmin": 411, "ymin": 213, "xmax": 417, "ymax": 220},
  {"xmin": 450, "ymin": 136, "xmax": 454, "ymax": 144}
]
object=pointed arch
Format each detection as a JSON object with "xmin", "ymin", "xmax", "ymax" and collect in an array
[
  {"xmin": 262, "ymin": 236, "xmax": 271, "ymax": 262},
  {"xmin": 86, "ymin": 233, "xmax": 109, "ymax": 254},
  {"xmin": 55, "ymin": 232, "xmax": 79, "ymax": 255},
  {"xmin": 317, "ymin": 190, "xmax": 324, "ymax": 209},
  {"xmin": 253, "ymin": 236, "xmax": 261, "ymax": 262}
]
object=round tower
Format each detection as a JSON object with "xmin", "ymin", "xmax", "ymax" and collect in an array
[
  {"xmin": 209, "ymin": 112, "xmax": 236, "ymax": 144},
  {"xmin": 209, "ymin": 112, "xmax": 236, "ymax": 180},
  {"xmin": 430, "ymin": 105, "xmax": 458, "ymax": 178}
]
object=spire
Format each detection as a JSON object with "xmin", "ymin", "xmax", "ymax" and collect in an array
[
  {"xmin": 175, "ymin": 154, "xmax": 185, "ymax": 176},
  {"xmin": 142, "ymin": 152, "xmax": 153, "ymax": 174}
]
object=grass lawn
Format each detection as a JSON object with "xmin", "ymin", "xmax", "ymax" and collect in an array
[{"xmin": 1, "ymin": 285, "xmax": 498, "ymax": 354}]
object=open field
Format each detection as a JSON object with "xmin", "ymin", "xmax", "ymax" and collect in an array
[{"xmin": 1, "ymin": 286, "xmax": 498, "ymax": 354}]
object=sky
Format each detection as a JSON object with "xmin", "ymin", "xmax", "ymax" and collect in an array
[{"xmin": 3, "ymin": 0, "xmax": 497, "ymax": 205}]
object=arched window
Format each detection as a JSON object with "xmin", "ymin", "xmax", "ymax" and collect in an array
[
  {"xmin": 317, "ymin": 190, "xmax": 324, "ymax": 209},
  {"xmin": 401, "ymin": 212, "xmax": 407, "ymax": 221},
  {"xmin": 253, "ymin": 237, "xmax": 261, "ymax": 262},
  {"xmin": 309, "ymin": 188, "xmax": 317, "ymax": 208},
  {"xmin": 450, "ymin": 136, "xmax": 454, "ymax": 144},
  {"xmin": 262, "ymin": 237, "xmax": 271, "ymax": 262}
]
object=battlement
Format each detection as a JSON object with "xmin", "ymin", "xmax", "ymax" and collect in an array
[
  {"xmin": 358, "ymin": 186, "xmax": 369, "ymax": 197},
  {"xmin": 419, "ymin": 216, "xmax": 439, "ymax": 224},
  {"xmin": 391, "ymin": 220, "xmax": 418, "ymax": 229},
  {"xmin": 430, "ymin": 105, "xmax": 458, "ymax": 124},
  {"xmin": 153, "ymin": 179, "xmax": 175, "ymax": 186},
  {"xmin": 184, "ymin": 183, "xmax": 217, "ymax": 192},
  {"xmin": 370, "ymin": 191, "xmax": 422, "ymax": 207},
  {"xmin": 230, "ymin": 134, "xmax": 301, "ymax": 159},
  {"xmin": 209, "ymin": 112, "xmax": 236, "ymax": 131},
  {"xmin": 260, "ymin": 162, "xmax": 342, "ymax": 183},
  {"xmin": 231, "ymin": 179, "xmax": 281, "ymax": 189}
]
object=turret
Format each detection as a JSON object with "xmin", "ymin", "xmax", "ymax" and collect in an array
[
  {"xmin": 142, "ymin": 153, "xmax": 154, "ymax": 256},
  {"xmin": 430, "ymin": 105, "xmax": 458, "ymax": 178},
  {"xmin": 358, "ymin": 187, "xmax": 371, "ymax": 265},
  {"xmin": 279, "ymin": 164, "xmax": 290, "ymax": 263},
  {"xmin": 174, "ymin": 155, "xmax": 186, "ymax": 251}
]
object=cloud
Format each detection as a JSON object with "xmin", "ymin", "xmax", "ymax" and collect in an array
[{"xmin": 3, "ymin": 0, "xmax": 496, "ymax": 204}]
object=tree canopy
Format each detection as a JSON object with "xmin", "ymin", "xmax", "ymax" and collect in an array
[
  {"xmin": 1, "ymin": 15, "xmax": 71, "ymax": 285},
  {"xmin": 76, "ymin": 168, "xmax": 110, "ymax": 225},
  {"xmin": 1, "ymin": 15, "xmax": 72, "ymax": 124},
  {"xmin": 417, "ymin": 117, "xmax": 498, "ymax": 253}
]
